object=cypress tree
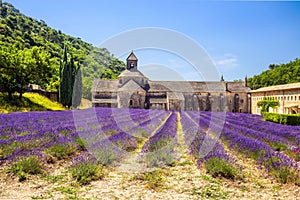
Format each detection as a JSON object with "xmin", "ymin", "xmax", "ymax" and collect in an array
[
  {"xmin": 72, "ymin": 65, "xmax": 82, "ymax": 108},
  {"xmin": 220, "ymin": 75, "xmax": 225, "ymax": 82},
  {"xmin": 59, "ymin": 46, "xmax": 72, "ymax": 108},
  {"xmin": 66, "ymin": 60, "xmax": 73, "ymax": 109},
  {"xmin": 59, "ymin": 45, "xmax": 80, "ymax": 109}
]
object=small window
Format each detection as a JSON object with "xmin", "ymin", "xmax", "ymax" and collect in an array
[
  {"xmin": 291, "ymin": 96, "xmax": 293, "ymax": 101},
  {"xmin": 240, "ymin": 99, "xmax": 244, "ymax": 104}
]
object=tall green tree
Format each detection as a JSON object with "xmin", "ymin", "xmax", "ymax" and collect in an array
[
  {"xmin": 59, "ymin": 46, "xmax": 72, "ymax": 108},
  {"xmin": 59, "ymin": 46, "xmax": 81, "ymax": 109},
  {"xmin": 0, "ymin": 44, "xmax": 52, "ymax": 99},
  {"xmin": 15, "ymin": 47, "xmax": 52, "ymax": 99},
  {"xmin": 0, "ymin": 44, "xmax": 16, "ymax": 99},
  {"xmin": 72, "ymin": 65, "xmax": 82, "ymax": 108},
  {"xmin": 220, "ymin": 75, "xmax": 224, "ymax": 82}
]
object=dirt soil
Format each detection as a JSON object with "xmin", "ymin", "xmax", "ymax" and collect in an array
[{"xmin": 0, "ymin": 151, "xmax": 299, "ymax": 200}]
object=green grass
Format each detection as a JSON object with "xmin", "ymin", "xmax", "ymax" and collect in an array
[
  {"xmin": 131, "ymin": 170, "xmax": 167, "ymax": 191},
  {"xmin": 191, "ymin": 185, "xmax": 228, "ymax": 199},
  {"xmin": 45, "ymin": 143, "xmax": 77, "ymax": 160},
  {"xmin": 9, "ymin": 156, "xmax": 44, "ymax": 181},
  {"xmin": 0, "ymin": 93, "xmax": 65, "ymax": 113}
]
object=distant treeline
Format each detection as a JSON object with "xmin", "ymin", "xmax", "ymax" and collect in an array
[{"xmin": 248, "ymin": 58, "xmax": 300, "ymax": 90}]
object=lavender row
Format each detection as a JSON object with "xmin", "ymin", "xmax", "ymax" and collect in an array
[
  {"xmin": 76, "ymin": 108, "xmax": 169, "ymax": 152},
  {"xmin": 187, "ymin": 111, "xmax": 299, "ymax": 183},
  {"xmin": 141, "ymin": 112, "xmax": 178, "ymax": 153},
  {"xmin": 195, "ymin": 112, "xmax": 292, "ymax": 152},
  {"xmin": 225, "ymin": 112, "xmax": 300, "ymax": 146},
  {"xmin": 198, "ymin": 111, "xmax": 300, "ymax": 147},
  {"xmin": 188, "ymin": 111, "xmax": 298, "ymax": 153},
  {"xmin": 0, "ymin": 108, "xmax": 169, "ymax": 166},
  {"xmin": 180, "ymin": 112, "xmax": 236, "ymax": 166}
]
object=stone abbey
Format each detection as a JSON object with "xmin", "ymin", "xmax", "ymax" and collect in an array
[{"xmin": 92, "ymin": 52, "xmax": 251, "ymax": 112}]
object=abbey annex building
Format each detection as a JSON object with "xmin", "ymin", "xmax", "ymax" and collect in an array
[
  {"xmin": 92, "ymin": 52, "xmax": 252, "ymax": 112},
  {"xmin": 251, "ymin": 82, "xmax": 300, "ymax": 115}
]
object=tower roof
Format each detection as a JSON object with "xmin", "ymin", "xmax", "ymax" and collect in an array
[
  {"xmin": 127, "ymin": 51, "xmax": 138, "ymax": 61},
  {"xmin": 118, "ymin": 69, "xmax": 146, "ymax": 78}
]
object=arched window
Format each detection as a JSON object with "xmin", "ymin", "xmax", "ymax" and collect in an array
[{"xmin": 129, "ymin": 100, "xmax": 133, "ymax": 107}]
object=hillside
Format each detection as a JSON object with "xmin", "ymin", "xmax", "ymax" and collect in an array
[
  {"xmin": 248, "ymin": 58, "xmax": 300, "ymax": 90},
  {"xmin": 0, "ymin": 2, "xmax": 125, "ymax": 99},
  {"xmin": 0, "ymin": 93, "xmax": 65, "ymax": 113}
]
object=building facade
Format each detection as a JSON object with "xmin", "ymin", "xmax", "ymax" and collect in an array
[
  {"xmin": 92, "ymin": 52, "xmax": 251, "ymax": 112},
  {"xmin": 251, "ymin": 83, "xmax": 300, "ymax": 114}
]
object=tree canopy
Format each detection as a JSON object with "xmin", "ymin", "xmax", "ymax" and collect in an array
[
  {"xmin": 248, "ymin": 58, "xmax": 300, "ymax": 90},
  {"xmin": 0, "ymin": 43, "xmax": 53, "ymax": 99}
]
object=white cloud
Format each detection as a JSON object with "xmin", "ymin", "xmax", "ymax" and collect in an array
[{"xmin": 214, "ymin": 54, "xmax": 239, "ymax": 70}]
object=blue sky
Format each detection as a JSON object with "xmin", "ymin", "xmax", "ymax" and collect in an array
[{"xmin": 4, "ymin": 0, "xmax": 300, "ymax": 81}]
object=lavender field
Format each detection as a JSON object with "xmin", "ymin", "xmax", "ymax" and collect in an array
[{"xmin": 0, "ymin": 108, "xmax": 300, "ymax": 199}]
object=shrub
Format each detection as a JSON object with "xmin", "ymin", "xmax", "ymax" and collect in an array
[
  {"xmin": 271, "ymin": 166, "xmax": 300, "ymax": 185},
  {"xmin": 70, "ymin": 160, "xmax": 104, "ymax": 185},
  {"xmin": 263, "ymin": 112, "xmax": 300, "ymax": 126},
  {"xmin": 147, "ymin": 137, "xmax": 173, "ymax": 152},
  {"xmin": 204, "ymin": 157, "xmax": 241, "ymax": 180},
  {"xmin": 91, "ymin": 140, "xmax": 123, "ymax": 166},
  {"xmin": 10, "ymin": 156, "xmax": 43, "ymax": 181},
  {"xmin": 142, "ymin": 147, "xmax": 177, "ymax": 167}
]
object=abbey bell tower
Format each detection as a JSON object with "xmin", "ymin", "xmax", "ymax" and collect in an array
[{"xmin": 126, "ymin": 51, "xmax": 138, "ymax": 71}]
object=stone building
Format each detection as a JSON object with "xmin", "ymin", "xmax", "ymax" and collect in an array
[
  {"xmin": 92, "ymin": 52, "xmax": 251, "ymax": 112},
  {"xmin": 251, "ymin": 82, "xmax": 300, "ymax": 114}
]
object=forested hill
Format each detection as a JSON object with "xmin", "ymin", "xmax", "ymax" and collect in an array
[
  {"xmin": 248, "ymin": 58, "xmax": 300, "ymax": 90},
  {"xmin": 0, "ymin": 2, "xmax": 125, "ymax": 99}
]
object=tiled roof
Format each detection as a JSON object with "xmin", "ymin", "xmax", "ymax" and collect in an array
[
  {"xmin": 92, "ymin": 79, "xmax": 250, "ymax": 94},
  {"xmin": 148, "ymin": 81, "xmax": 250, "ymax": 93},
  {"xmin": 251, "ymin": 82, "xmax": 300, "ymax": 93},
  {"xmin": 117, "ymin": 80, "xmax": 145, "ymax": 92},
  {"xmin": 118, "ymin": 69, "xmax": 146, "ymax": 78},
  {"xmin": 126, "ymin": 52, "xmax": 138, "ymax": 61},
  {"xmin": 91, "ymin": 79, "xmax": 118, "ymax": 92},
  {"xmin": 168, "ymin": 92, "xmax": 185, "ymax": 100}
]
